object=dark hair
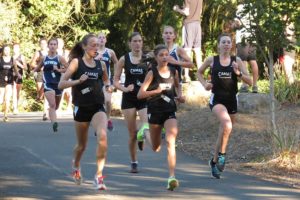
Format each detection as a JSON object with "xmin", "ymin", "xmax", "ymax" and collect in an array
[
  {"xmin": 128, "ymin": 32, "xmax": 142, "ymax": 42},
  {"xmin": 69, "ymin": 33, "xmax": 97, "ymax": 61},
  {"xmin": 154, "ymin": 44, "xmax": 168, "ymax": 56},
  {"xmin": 0, "ymin": 45, "xmax": 7, "ymax": 56},
  {"xmin": 217, "ymin": 33, "xmax": 232, "ymax": 44},
  {"xmin": 1, "ymin": 44, "xmax": 10, "ymax": 57},
  {"xmin": 140, "ymin": 44, "xmax": 168, "ymax": 68}
]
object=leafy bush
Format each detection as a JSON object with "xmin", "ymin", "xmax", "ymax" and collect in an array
[
  {"xmin": 274, "ymin": 77, "xmax": 300, "ymax": 104},
  {"xmin": 22, "ymin": 77, "xmax": 42, "ymax": 111}
]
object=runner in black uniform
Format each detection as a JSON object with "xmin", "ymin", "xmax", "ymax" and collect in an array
[
  {"xmin": 58, "ymin": 33, "xmax": 111, "ymax": 190},
  {"xmin": 114, "ymin": 32, "xmax": 149, "ymax": 173},
  {"xmin": 12, "ymin": 43, "xmax": 27, "ymax": 114},
  {"xmin": 137, "ymin": 44, "xmax": 185, "ymax": 191},
  {"xmin": 197, "ymin": 33, "xmax": 252, "ymax": 179},
  {"xmin": 0, "ymin": 45, "xmax": 19, "ymax": 122}
]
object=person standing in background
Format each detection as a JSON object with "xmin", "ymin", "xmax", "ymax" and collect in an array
[
  {"xmin": 235, "ymin": 4, "xmax": 259, "ymax": 93},
  {"xmin": 281, "ymin": 17, "xmax": 296, "ymax": 84},
  {"xmin": 12, "ymin": 43, "xmax": 27, "ymax": 114},
  {"xmin": 173, "ymin": 0, "xmax": 203, "ymax": 82},
  {"xmin": 0, "ymin": 45, "xmax": 20, "ymax": 122}
]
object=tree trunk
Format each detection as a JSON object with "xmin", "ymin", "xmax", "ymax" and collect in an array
[{"xmin": 268, "ymin": 50, "xmax": 278, "ymax": 136}]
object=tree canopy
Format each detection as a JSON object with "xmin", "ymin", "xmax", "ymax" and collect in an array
[{"xmin": 0, "ymin": 0, "xmax": 298, "ymax": 69}]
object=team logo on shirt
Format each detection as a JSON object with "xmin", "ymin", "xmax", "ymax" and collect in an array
[
  {"xmin": 159, "ymin": 83, "xmax": 172, "ymax": 90},
  {"xmin": 44, "ymin": 60, "xmax": 59, "ymax": 66},
  {"xmin": 130, "ymin": 68, "xmax": 144, "ymax": 75},
  {"xmin": 3, "ymin": 65, "xmax": 11, "ymax": 69},
  {"xmin": 101, "ymin": 57, "xmax": 110, "ymax": 62},
  {"xmin": 85, "ymin": 72, "xmax": 99, "ymax": 80},
  {"xmin": 218, "ymin": 71, "xmax": 232, "ymax": 79}
]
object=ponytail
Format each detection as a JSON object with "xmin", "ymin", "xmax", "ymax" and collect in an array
[
  {"xmin": 69, "ymin": 42, "xmax": 84, "ymax": 62},
  {"xmin": 68, "ymin": 33, "xmax": 97, "ymax": 62}
]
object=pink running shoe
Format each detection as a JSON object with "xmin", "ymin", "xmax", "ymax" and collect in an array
[
  {"xmin": 94, "ymin": 175, "xmax": 107, "ymax": 190},
  {"xmin": 107, "ymin": 120, "xmax": 114, "ymax": 131},
  {"xmin": 72, "ymin": 168, "xmax": 83, "ymax": 185}
]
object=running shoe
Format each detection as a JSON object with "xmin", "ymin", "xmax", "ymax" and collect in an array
[
  {"xmin": 167, "ymin": 177, "xmax": 179, "ymax": 191},
  {"xmin": 52, "ymin": 122, "xmax": 58, "ymax": 132},
  {"xmin": 42, "ymin": 113, "xmax": 48, "ymax": 121},
  {"xmin": 130, "ymin": 162, "xmax": 138, "ymax": 173},
  {"xmin": 239, "ymin": 85, "xmax": 249, "ymax": 93},
  {"xmin": 107, "ymin": 120, "xmax": 114, "ymax": 131},
  {"xmin": 72, "ymin": 168, "xmax": 83, "ymax": 185},
  {"xmin": 3, "ymin": 116, "xmax": 8, "ymax": 122},
  {"xmin": 13, "ymin": 109, "xmax": 19, "ymax": 115},
  {"xmin": 252, "ymin": 85, "xmax": 258, "ymax": 93},
  {"xmin": 217, "ymin": 154, "xmax": 226, "ymax": 172},
  {"xmin": 209, "ymin": 159, "xmax": 221, "ymax": 179},
  {"xmin": 137, "ymin": 124, "xmax": 149, "ymax": 151},
  {"xmin": 94, "ymin": 175, "xmax": 107, "ymax": 190}
]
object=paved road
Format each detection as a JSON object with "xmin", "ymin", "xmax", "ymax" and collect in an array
[{"xmin": 0, "ymin": 112, "xmax": 299, "ymax": 200}]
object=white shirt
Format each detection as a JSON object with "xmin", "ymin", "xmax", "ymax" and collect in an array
[{"xmin": 236, "ymin": 4, "xmax": 254, "ymax": 43}]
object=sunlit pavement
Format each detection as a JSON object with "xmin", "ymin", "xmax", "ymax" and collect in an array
[{"xmin": 0, "ymin": 112, "xmax": 299, "ymax": 200}]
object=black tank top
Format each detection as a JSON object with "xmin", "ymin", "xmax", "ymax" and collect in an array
[
  {"xmin": 14, "ymin": 55, "xmax": 24, "ymax": 75},
  {"xmin": 0, "ymin": 57, "xmax": 14, "ymax": 79},
  {"xmin": 124, "ymin": 53, "xmax": 147, "ymax": 98},
  {"xmin": 147, "ymin": 66, "xmax": 177, "ymax": 113},
  {"xmin": 211, "ymin": 55, "xmax": 238, "ymax": 98},
  {"xmin": 72, "ymin": 58, "xmax": 104, "ymax": 106}
]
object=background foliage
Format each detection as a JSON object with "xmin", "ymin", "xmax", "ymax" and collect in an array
[{"xmin": 0, "ymin": 0, "xmax": 299, "ymax": 111}]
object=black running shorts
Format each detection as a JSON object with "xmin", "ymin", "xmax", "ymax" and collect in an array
[
  {"xmin": 73, "ymin": 104, "xmax": 106, "ymax": 122},
  {"xmin": 121, "ymin": 93, "xmax": 147, "ymax": 110},
  {"xmin": 209, "ymin": 94, "xmax": 237, "ymax": 114},
  {"xmin": 148, "ymin": 112, "xmax": 176, "ymax": 125}
]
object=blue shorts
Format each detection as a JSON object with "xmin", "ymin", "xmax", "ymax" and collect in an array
[{"xmin": 44, "ymin": 82, "xmax": 63, "ymax": 96}]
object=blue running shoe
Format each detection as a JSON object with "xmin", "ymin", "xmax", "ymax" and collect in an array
[
  {"xmin": 217, "ymin": 154, "xmax": 226, "ymax": 172},
  {"xmin": 130, "ymin": 162, "xmax": 138, "ymax": 173},
  {"xmin": 209, "ymin": 159, "xmax": 221, "ymax": 179},
  {"xmin": 52, "ymin": 122, "xmax": 58, "ymax": 132}
]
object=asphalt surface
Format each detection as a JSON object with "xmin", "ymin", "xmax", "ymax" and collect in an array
[{"xmin": 0, "ymin": 112, "xmax": 299, "ymax": 200}]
